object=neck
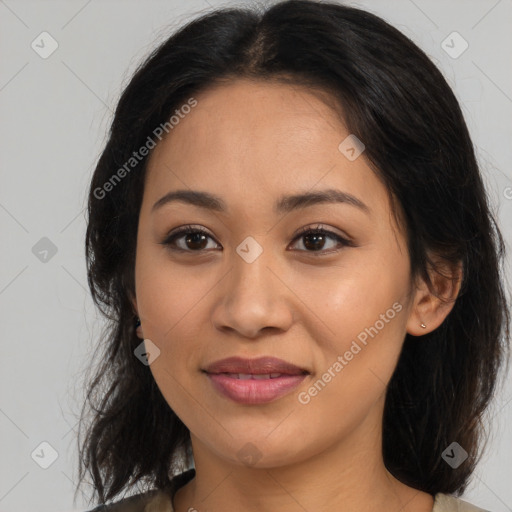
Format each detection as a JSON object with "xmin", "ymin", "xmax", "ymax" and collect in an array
[{"xmin": 173, "ymin": 396, "xmax": 434, "ymax": 512}]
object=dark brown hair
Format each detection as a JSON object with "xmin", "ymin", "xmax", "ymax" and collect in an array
[{"xmin": 77, "ymin": 0, "xmax": 511, "ymax": 507}]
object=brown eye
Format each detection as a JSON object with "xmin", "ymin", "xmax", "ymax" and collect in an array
[
  {"xmin": 289, "ymin": 225, "xmax": 353, "ymax": 255},
  {"xmin": 160, "ymin": 224, "xmax": 353, "ymax": 255},
  {"xmin": 180, "ymin": 232, "xmax": 209, "ymax": 250},
  {"xmin": 161, "ymin": 225, "xmax": 219, "ymax": 252}
]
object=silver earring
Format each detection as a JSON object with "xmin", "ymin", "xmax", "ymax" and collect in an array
[{"xmin": 420, "ymin": 323, "xmax": 427, "ymax": 329}]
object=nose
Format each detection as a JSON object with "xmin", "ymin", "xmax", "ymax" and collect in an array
[{"xmin": 210, "ymin": 246, "xmax": 294, "ymax": 339}]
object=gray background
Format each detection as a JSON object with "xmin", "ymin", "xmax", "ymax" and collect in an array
[{"xmin": 0, "ymin": 1, "xmax": 511, "ymax": 511}]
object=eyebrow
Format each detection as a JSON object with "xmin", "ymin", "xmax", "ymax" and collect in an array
[{"xmin": 152, "ymin": 188, "xmax": 371, "ymax": 215}]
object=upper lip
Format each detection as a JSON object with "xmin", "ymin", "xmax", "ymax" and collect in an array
[{"xmin": 203, "ymin": 356, "xmax": 309, "ymax": 375}]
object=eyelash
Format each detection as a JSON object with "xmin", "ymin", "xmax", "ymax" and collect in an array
[{"xmin": 160, "ymin": 223, "xmax": 354, "ymax": 256}]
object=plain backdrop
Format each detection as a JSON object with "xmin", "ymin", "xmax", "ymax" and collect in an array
[{"xmin": 0, "ymin": 1, "xmax": 511, "ymax": 511}]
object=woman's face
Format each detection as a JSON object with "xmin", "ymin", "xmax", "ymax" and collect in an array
[{"xmin": 133, "ymin": 79, "xmax": 421, "ymax": 468}]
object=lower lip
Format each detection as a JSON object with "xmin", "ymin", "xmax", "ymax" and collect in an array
[{"xmin": 206, "ymin": 373, "xmax": 308, "ymax": 405}]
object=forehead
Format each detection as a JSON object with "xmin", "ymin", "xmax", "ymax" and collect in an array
[{"xmin": 143, "ymin": 78, "xmax": 390, "ymax": 221}]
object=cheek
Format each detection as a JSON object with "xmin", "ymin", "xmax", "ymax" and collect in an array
[
  {"xmin": 297, "ymin": 253, "xmax": 410, "ymax": 403},
  {"xmin": 320, "ymin": 292, "xmax": 406, "ymax": 378},
  {"xmin": 134, "ymin": 251, "xmax": 216, "ymax": 405},
  {"xmin": 300, "ymin": 250, "xmax": 409, "ymax": 344},
  {"xmin": 291, "ymin": 279, "xmax": 407, "ymax": 449},
  {"xmin": 134, "ymin": 243, "xmax": 214, "ymax": 339}
]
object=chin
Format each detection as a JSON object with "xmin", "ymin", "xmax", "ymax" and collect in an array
[{"xmin": 203, "ymin": 432, "xmax": 319, "ymax": 469}]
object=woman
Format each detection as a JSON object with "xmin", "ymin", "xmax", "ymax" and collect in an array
[{"xmin": 77, "ymin": 1, "xmax": 510, "ymax": 511}]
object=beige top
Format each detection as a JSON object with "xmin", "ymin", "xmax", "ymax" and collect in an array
[
  {"xmin": 144, "ymin": 492, "xmax": 489, "ymax": 512},
  {"xmin": 143, "ymin": 489, "xmax": 490, "ymax": 512},
  {"xmin": 431, "ymin": 493, "xmax": 490, "ymax": 512},
  {"xmin": 88, "ymin": 470, "xmax": 491, "ymax": 511}
]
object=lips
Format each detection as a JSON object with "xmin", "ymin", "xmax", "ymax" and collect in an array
[
  {"xmin": 203, "ymin": 356, "xmax": 309, "ymax": 376},
  {"xmin": 203, "ymin": 356, "xmax": 309, "ymax": 405},
  {"xmin": 219, "ymin": 373, "xmax": 285, "ymax": 379}
]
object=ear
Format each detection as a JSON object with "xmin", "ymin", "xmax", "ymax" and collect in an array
[
  {"xmin": 406, "ymin": 256, "xmax": 463, "ymax": 336},
  {"xmin": 129, "ymin": 291, "xmax": 139, "ymax": 317},
  {"xmin": 128, "ymin": 291, "xmax": 145, "ymax": 339}
]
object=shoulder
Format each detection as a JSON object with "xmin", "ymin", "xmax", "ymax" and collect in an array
[
  {"xmin": 85, "ymin": 489, "xmax": 161, "ymax": 512},
  {"xmin": 84, "ymin": 468, "xmax": 196, "ymax": 512},
  {"xmin": 433, "ymin": 493, "xmax": 491, "ymax": 512}
]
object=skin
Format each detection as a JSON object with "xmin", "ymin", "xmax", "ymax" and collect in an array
[{"xmin": 131, "ymin": 79, "xmax": 461, "ymax": 512}]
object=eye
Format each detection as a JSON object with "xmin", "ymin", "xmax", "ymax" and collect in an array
[
  {"xmin": 160, "ymin": 223, "xmax": 353, "ymax": 254},
  {"xmin": 288, "ymin": 224, "xmax": 353, "ymax": 255},
  {"xmin": 160, "ymin": 224, "xmax": 219, "ymax": 252}
]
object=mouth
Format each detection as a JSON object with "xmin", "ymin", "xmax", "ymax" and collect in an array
[
  {"xmin": 203, "ymin": 355, "xmax": 309, "ymax": 375},
  {"xmin": 210, "ymin": 372, "xmax": 298, "ymax": 379},
  {"xmin": 202, "ymin": 356, "xmax": 310, "ymax": 405}
]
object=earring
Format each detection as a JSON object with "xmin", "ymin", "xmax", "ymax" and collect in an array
[
  {"xmin": 420, "ymin": 323, "xmax": 427, "ymax": 329},
  {"xmin": 135, "ymin": 316, "xmax": 143, "ymax": 338}
]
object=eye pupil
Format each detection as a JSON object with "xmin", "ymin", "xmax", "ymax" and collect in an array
[
  {"xmin": 186, "ymin": 233, "xmax": 208, "ymax": 250},
  {"xmin": 303, "ymin": 233, "xmax": 326, "ymax": 251}
]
